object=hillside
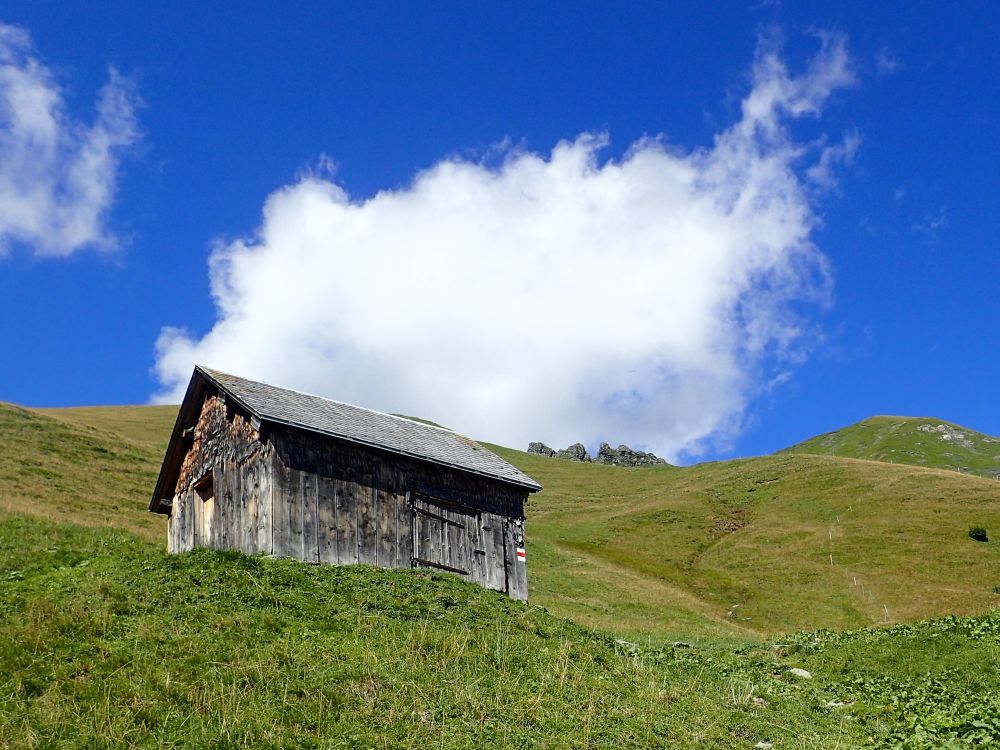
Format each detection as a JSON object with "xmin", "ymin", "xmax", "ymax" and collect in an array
[
  {"xmin": 2, "ymin": 401, "xmax": 1000, "ymax": 746},
  {"xmin": 3, "ymin": 401, "xmax": 997, "ymax": 640},
  {"xmin": 783, "ymin": 415, "xmax": 1000, "ymax": 479},
  {"xmin": 0, "ymin": 514, "xmax": 890, "ymax": 749},
  {"xmin": 0, "ymin": 403, "xmax": 166, "ymax": 540},
  {"xmin": 3, "ymin": 513, "xmax": 999, "ymax": 749},
  {"xmin": 500, "ymin": 447, "xmax": 1000, "ymax": 638}
]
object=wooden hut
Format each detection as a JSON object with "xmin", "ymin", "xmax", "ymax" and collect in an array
[{"xmin": 149, "ymin": 366, "xmax": 541, "ymax": 600}]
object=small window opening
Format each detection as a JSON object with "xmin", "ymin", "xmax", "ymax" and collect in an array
[{"xmin": 194, "ymin": 472, "xmax": 214, "ymax": 502}]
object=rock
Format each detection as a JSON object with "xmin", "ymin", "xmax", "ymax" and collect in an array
[
  {"xmin": 917, "ymin": 423, "xmax": 976, "ymax": 449},
  {"xmin": 594, "ymin": 442, "xmax": 669, "ymax": 467},
  {"xmin": 527, "ymin": 442, "xmax": 556, "ymax": 457},
  {"xmin": 671, "ymin": 641, "xmax": 692, "ymax": 649},
  {"xmin": 556, "ymin": 443, "xmax": 592, "ymax": 462},
  {"xmin": 755, "ymin": 742, "xmax": 773, "ymax": 749},
  {"xmin": 752, "ymin": 697, "xmax": 767, "ymax": 707},
  {"xmin": 788, "ymin": 668, "xmax": 812, "ymax": 679}
]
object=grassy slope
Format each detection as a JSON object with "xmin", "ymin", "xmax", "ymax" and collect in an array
[
  {"xmin": 4, "ymin": 402, "xmax": 999, "ymax": 640},
  {"xmin": 502, "ymin": 448, "xmax": 1000, "ymax": 639},
  {"xmin": 3, "ymin": 515, "xmax": 999, "ymax": 748},
  {"xmin": 0, "ymin": 404, "xmax": 167, "ymax": 541},
  {"xmin": 783, "ymin": 415, "xmax": 1000, "ymax": 479},
  {"xmin": 0, "ymin": 516, "xmax": 883, "ymax": 749},
  {"xmin": 40, "ymin": 403, "xmax": 178, "ymax": 449},
  {"xmin": 2, "ymin": 402, "xmax": 1000, "ymax": 746}
]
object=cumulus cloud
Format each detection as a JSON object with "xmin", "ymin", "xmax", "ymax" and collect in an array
[
  {"xmin": 0, "ymin": 23, "xmax": 139, "ymax": 257},
  {"xmin": 154, "ymin": 34, "xmax": 854, "ymax": 462}
]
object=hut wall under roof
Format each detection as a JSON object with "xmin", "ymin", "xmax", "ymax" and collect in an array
[{"xmin": 165, "ymin": 389, "xmax": 529, "ymax": 600}]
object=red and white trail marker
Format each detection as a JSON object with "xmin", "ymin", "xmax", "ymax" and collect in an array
[{"xmin": 516, "ymin": 547, "xmax": 526, "ymax": 561}]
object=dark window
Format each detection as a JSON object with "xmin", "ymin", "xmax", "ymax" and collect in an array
[{"xmin": 194, "ymin": 472, "xmax": 214, "ymax": 503}]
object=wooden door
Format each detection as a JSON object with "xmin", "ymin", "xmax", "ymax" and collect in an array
[{"xmin": 411, "ymin": 494, "xmax": 508, "ymax": 594}]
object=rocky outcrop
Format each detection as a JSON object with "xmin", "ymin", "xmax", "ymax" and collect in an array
[
  {"xmin": 594, "ymin": 442, "xmax": 668, "ymax": 467},
  {"xmin": 917, "ymin": 422, "xmax": 977, "ymax": 450},
  {"xmin": 527, "ymin": 440, "xmax": 668, "ymax": 466},
  {"xmin": 556, "ymin": 443, "xmax": 592, "ymax": 462},
  {"xmin": 527, "ymin": 442, "xmax": 556, "ymax": 457}
]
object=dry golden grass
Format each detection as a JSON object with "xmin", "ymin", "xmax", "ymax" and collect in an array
[
  {"xmin": 0, "ymin": 403, "xmax": 166, "ymax": 541},
  {"xmin": 36, "ymin": 404, "xmax": 179, "ymax": 450},
  {"xmin": 495, "ymin": 447, "xmax": 1000, "ymax": 638}
]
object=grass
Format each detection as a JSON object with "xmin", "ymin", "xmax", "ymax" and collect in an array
[
  {"xmin": 783, "ymin": 415, "xmax": 1000, "ymax": 479},
  {"xmin": 37, "ymin": 404, "xmax": 179, "ymax": 450},
  {"xmin": 2, "ymin": 514, "xmax": 999, "ymax": 748},
  {"xmin": 3, "ymin": 402, "xmax": 999, "ymax": 639},
  {"xmin": 0, "ymin": 403, "xmax": 166, "ymax": 541},
  {"xmin": 0, "ymin": 516, "xmax": 862, "ymax": 748},
  {"xmin": 501, "ymin": 446, "xmax": 1000, "ymax": 638},
  {"xmin": 2, "ymin": 401, "xmax": 1000, "ymax": 746}
]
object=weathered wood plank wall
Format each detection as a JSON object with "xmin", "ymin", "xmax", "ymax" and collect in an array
[
  {"xmin": 167, "ymin": 396, "xmax": 273, "ymax": 555},
  {"xmin": 271, "ymin": 428, "xmax": 529, "ymax": 599},
  {"xmin": 167, "ymin": 393, "xmax": 530, "ymax": 600}
]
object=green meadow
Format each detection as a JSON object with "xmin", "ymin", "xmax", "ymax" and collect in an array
[{"xmin": 1, "ymin": 401, "xmax": 999, "ymax": 747}]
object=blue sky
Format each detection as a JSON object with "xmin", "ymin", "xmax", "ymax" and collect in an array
[{"xmin": 1, "ymin": 1, "xmax": 997, "ymax": 462}]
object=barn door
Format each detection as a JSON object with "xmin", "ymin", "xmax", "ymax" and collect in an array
[
  {"xmin": 410, "ymin": 494, "xmax": 509, "ymax": 594},
  {"xmin": 411, "ymin": 494, "xmax": 474, "ymax": 577}
]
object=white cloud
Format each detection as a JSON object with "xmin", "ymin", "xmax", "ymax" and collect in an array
[
  {"xmin": 0, "ymin": 23, "xmax": 138, "ymax": 257},
  {"xmin": 807, "ymin": 131, "xmax": 860, "ymax": 190},
  {"xmin": 154, "ymin": 34, "xmax": 854, "ymax": 462}
]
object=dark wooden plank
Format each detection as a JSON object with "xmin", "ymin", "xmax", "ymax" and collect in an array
[
  {"xmin": 219, "ymin": 463, "xmax": 232, "ymax": 551},
  {"xmin": 377, "ymin": 486, "xmax": 396, "ymax": 568},
  {"xmin": 317, "ymin": 475, "xmax": 337, "ymax": 564},
  {"xmin": 226, "ymin": 463, "xmax": 238, "ymax": 552},
  {"xmin": 501, "ymin": 520, "xmax": 516, "ymax": 599},
  {"xmin": 356, "ymin": 480, "xmax": 376, "ymax": 565},
  {"xmin": 468, "ymin": 512, "xmax": 487, "ymax": 587},
  {"xmin": 445, "ymin": 507, "xmax": 462, "ymax": 574},
  {"xmin": 487, "ymin": 513, "xmax": 506, "ymax": 592},
  {"xmin": 301, "ymin": 472, "xmax": 319, "ymax": 563},
  {"xmin": 411, "ymin": 556, "xmax": 468, "ymax": 575},
  {"xmin": 238, "ymin": 461, "xmax": 250, "ymax": 553},
  {"xmin": 396, "ymin": 491, "xmax": 413, "ymax": 569},
  {"xmin": 426, "ymin": 508, "xmax": 442, "ymax": 568},
  {"xmin": 413, "ymin": 505, "xmax": 463, "ymax": 526},
  {"xmin": 413, "ymin": 509, "xmax": 430, "ymax": 566},
  {"xmin": 285, "ymin": 469, "xmax": 304, "ymax": 559},
  {"xmin": 271, "ymin": 464, "xmax": 290, "ymax": 556},
  {"xmin": 336, "ymin": 480, "xmax": 359, "ymax": 565}
]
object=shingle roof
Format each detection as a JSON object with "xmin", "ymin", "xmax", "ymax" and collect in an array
[{"xmin": 198, "ymin": 366, "xmax": 541, "ymax": 492}]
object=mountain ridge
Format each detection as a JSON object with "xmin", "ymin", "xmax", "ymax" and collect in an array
[{"xmin": 781, "ymin": 414, "xmax": 1000, "ymax": 479}]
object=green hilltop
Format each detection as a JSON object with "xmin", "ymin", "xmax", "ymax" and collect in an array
[
  {"xmin": 782, "ymin": 415, "xmax": 1000, "ymax": 479},
  {"xmin": 1, "ymin": 401, "xmax": 999, "ymax": 747}
]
